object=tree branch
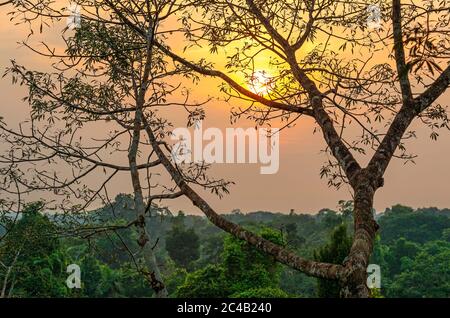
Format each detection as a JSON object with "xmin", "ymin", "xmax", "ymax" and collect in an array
[
  {"xmin": 414, "ymin": 64, "xmax": 450, "ymax": 113},
  {"xmin": 392, "ymin": 0, "xmax": 413, "ymax": 104},
  {"xmin": 142, "ymin": 115, "xmax": 344, "ymax": 280}
]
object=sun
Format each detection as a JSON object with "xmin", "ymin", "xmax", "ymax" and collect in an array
[{"xmin": 249, "ymin": 70, "xmax": 274, "ymax": 96}]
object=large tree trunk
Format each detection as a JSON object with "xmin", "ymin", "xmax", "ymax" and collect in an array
[{"xmin": 340, "ymin": 172, "xmax": 380, "ymax": 297}]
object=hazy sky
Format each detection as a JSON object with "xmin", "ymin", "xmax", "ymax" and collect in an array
[{"xmin": 1, "ymin": 5, "xmax": 450, "ymax": 215}]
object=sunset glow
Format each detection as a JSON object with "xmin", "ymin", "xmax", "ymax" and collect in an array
[{"xmin": 249, "ymin": 70, "xmax": 275, "ymax": 96}]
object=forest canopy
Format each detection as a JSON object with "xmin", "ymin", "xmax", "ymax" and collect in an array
[{"xmin": 1, "ymin": 200, "xmax": 449, "ymax": 298}]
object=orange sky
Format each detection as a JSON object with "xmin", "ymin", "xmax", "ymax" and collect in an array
[{"xmin": 1, "ymin": 5, "xmax": 450, "ymax": 215}]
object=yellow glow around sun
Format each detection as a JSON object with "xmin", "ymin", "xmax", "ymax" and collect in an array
[{"xmin": 249, "ymin": 70, "xmax": 275, "ymax": 96}]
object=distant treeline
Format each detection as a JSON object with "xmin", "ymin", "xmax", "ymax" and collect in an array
[{"xmin": 0, "ymin": 195, "xmax": 449, "ymax": 298}]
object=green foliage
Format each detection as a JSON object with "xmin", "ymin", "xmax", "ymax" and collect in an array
[
  {"xmin": 370, "ymin": 288, "xmax": 384, "ymax": 298},
  {"xmin": 372, "ymin": 206, "xmax": 450, "ymax": 298},
  {"xmin": 314, "ymin": 224, "xmax": 352, "ymax": 298},
  {"xmin": 197, "ymin": 232, "xmax": 224, "ymax": 267},
  {"xmin": 442, "ymin": 228, "xmax": 450, "ymax": 242},
  {"xmin": 279, "ymin": 267, "xmax": 315, "ymax": 297},
  {"xmin": 177, "ymin": 265, "xmax": 228, "ymax": 298},
  {"xmin": 384, "ymin": 238, "xmax": 421, "ymax": 276},
  {"xmin": 2, "ymin": 201, "xmax": 449, "ymax": 298},
  {"xmin": 2, "ymin": 202, "xmax": 59, "ymax": 258},
  {"xmin": 74, "ymin": 254, "xmax": 153, "ymax": 298},
  {"xmin": 0, "ymin": 202, "xmax": 69, "ymax": 297},
  {"xmin": 165, "ymin": 213, "xmax": 200, "ymax": 269},
  {"xmin": 317, "ymin": 209, "xmax": 344, "ymax": 229},
  {"xmin": 222, "ymin": 227, "xmax": 283, "ymax": 294},
  {"xmin": 283, "ymin": 223, "xmax": 306, "ymax": 248},
  {"xmin": 177, "ymin": 227, "xmax": 285, "ymax": 298},
  {"xmin": 231, "ymin": 287, "xmax": 290, "ymax": 298},
  {"xmin": 80, "ymin": 255, "xmax": 113, "ymax": 297},
  {"xmin": 165, "ymin": 265, "xmax": 188, "ymax": 296},
  {"xmin": 379, "ymin": 205, "xmax": 450, "ymax": 244},
  {"xmin": 386, "ymin": 241, "xmax": 450, "ymax": 297}
]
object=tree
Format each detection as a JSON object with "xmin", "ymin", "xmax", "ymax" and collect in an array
[
  {"xmin": 164, "ymin": 0, "xmax": 450, "ymax": 297},
  {"xmin": 79, "ymin": 254, "xmax": 153, "ymax": 297},
  {"xmin": 177, "ymin": 227, "xmax": 285, "ymax": 297},
  {"xmin": 0, "ymin": 0, "xmax": 230, "ymax": 297},
  {"xmin": 153, "ymin": 0, "xmax": 450, "ymax": 297},
  {"xmin": 0, "ymin": 202, "xmax": 69, "ymax": 297},
  {"xmin": 442, "ymin": 228, "xmax": 450, "ymax": 242},
  {"xmin": 379, "ymin": 205, "xmax": 450, "ymax": 244},
  {"xmin": 176, "ymin": 264, "xmax": 229, "ymax": 298},
  {"xmin": 166, "ymin": 216, "xmax": 200, "ymax": 269},
  {"xmin": 222, "ymin": 228, "xmax": 284, "ymax": 294},
  {"xmin": 314, "ymin": 224, "xmax": 352, "ymax": 297},
  {"xmin": 283, "ymin": 223, "xmax": 306, "ymax": 249},
  {"xmin": 384, "ymin": 238, "xmax": 421, "ymax": 276},
  {"xmin": 3, "ymin": 0, "xmax": 450, "ymax": 297},
  {"xmin": 387, "ymin": 241, "xmax": 450, "ymax": 297}
]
